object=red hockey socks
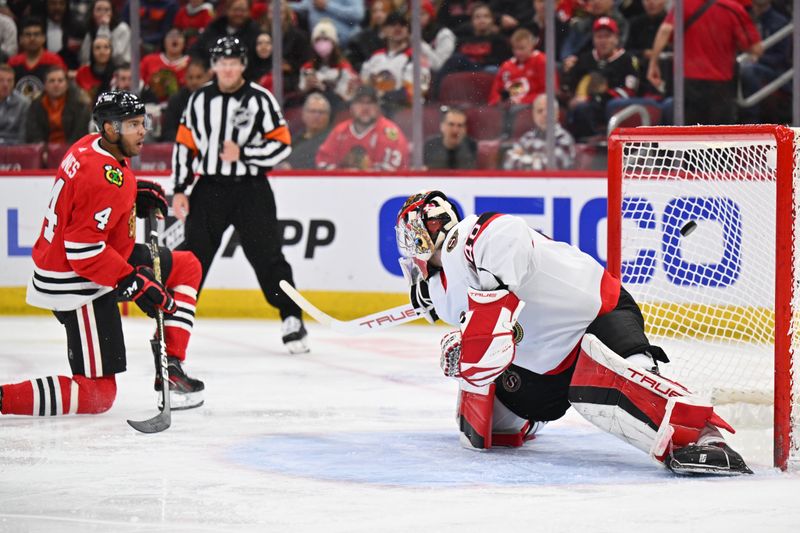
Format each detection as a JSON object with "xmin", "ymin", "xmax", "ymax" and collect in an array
[{"xmin": 0, "ymin": 375, "xmax": 116, "ymax": 416}]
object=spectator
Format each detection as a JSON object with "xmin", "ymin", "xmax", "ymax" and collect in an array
[
  {"xmin": 503, "ymin": 93, "xmax": 575, "ymax": 170},
  {"xmin": 160, "ymin": 58, "xmax": 209, "ymax": 142},
  {"xmin": 564, "ymin": 17, "xmax": 640, "ymax": 139},
  {"xmin": 140, "ymin": 28, "xmax": 189, "ymax": 103},
  {"xmin": 0, "ymin": 64, "xmax": 29, "ymax": 144},
  {"xmin": 300, "ymin": 19, "xmax": 358, "ymax": 112},
  {"xmin": 361, "ymin": 12, "xmax": 430, "ymax": 115},
  {"xmin": 316, "ymin": 85, "xmax": 409, "ymax": 170},
  {"xmin": 110, "ymin": 62, "xmax": 133, "ymax": 90},
  {"xmin": 522, "ymin": 0, "xmax": 569, "ymax": 59},
  {"xmin": 75, "ymin": 33, "xmax": 114, "ymax": 102},
  {"xmin": 436, "ymin": 2, "xmax": 512, "ymax": 87},
  {"xmin": 79, "ymin": 0, "xmax": 131, "ymax": 66},
  {"xmin": 25, "ymin": 66, "xmax": 91, "ymax": 144},
  {"xmin": 739, "ymin": 0, "xmax": 791, "ymax": 123},
  {"xmin": 257, "ymin": 0, "xmax": 312, "ymax": 97},
  {"xmin": 45, "ymin": 0, "xmax": 83, "ymax": 70},
  {"xmin": 285, "ymin": 92, "xmax": 333, "ymax": 169},
  {"xmin": 346, "ymin": 0, "xmax": 389, "ymax": 72},
  {"xmin": 647, "ymin": 0, "xmax": 762, "ymax": 125},
  {"xmin": 174, "ymin": 0, "xmax": 215, "ymax": 49},
  {"xmin": 491, "ymin": 0, "xmax": 535, "ymax": 36},
  {"xmin": 420, "ymin": 0, "xmax": 456, "ymax": 73},
  {"xmin": 0, "ymin": 11, "xmax": 17, "ymax": 62},
  {"xmin": 488, "ymin": 27, "xmax": 546, "ymax": 106},
  {"xmin": 625, "ymin": 0, "xmax": 667, "ymax": 99},
  {"xmin": 560, "ymin": 0, "xmax": 629, "ymax": 62},
  {"xmin": 123, "ymin": 0, "xmax": 179, "ymax": 55},
  {"xmin": 190, "ymin": 0, "xmax": 261, "ymax": 67},
  {"xmin": 9, "ymin": 18, "xmax": 68, "ymax": 102},
  {"xmin": 423, "ymin": 106, "xmax": 477, "ymax": 170},
  {"xmin": 290, "ymin": 0, "xmax": 365, "ymax": 48},
  {"xmin": 248, "ymin": 31, "xmax": 274, "ymax": 86}
]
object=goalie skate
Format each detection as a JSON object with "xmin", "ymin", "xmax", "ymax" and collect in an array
[
  {"xmin": 154, "ymin": 356, "xmax": 205, "ymax": 410},
  {"xmin": 665, "ymin": 442, "xmax": 753, "ymax": 476}
]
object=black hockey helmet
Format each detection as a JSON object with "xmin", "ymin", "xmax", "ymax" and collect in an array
[
  {"xmin": 396, "ymin": 190, "xmax": 461, "ymax": 281},
  {"xmin": 93, "ymin": 91, "xmax": 146, "ymax": 129},
  {"xmin": 210, "ymin": 36, "xmax": 248, "ymax": 66}
]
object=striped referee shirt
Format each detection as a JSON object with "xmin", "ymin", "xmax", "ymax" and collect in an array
[{"xmin": 171, "ymin": 80, "xmax": 292, "ymax": 193}]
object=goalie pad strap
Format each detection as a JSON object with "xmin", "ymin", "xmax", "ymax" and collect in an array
[{"xmin": 569, "ymin": 334, "xmax": 734, "ymax": 461}]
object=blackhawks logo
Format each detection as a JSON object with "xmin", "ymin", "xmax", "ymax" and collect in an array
[
  {"xmin": 104, "ymin": 165, "xmax": 124, "ymax": 187},
  {"xmin": 384, "ymin": 126, "xmax": 398, "ymax": 141}
]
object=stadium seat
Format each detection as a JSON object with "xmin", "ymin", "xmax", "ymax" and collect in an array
[
  {"xmin": 465, "ymin": 106, "xmax": 504, "ymax": 141},
  {"xmin": 438, "ymin": 72, "xmax": 496, "ymax": 106},
  {"xmin": 392, "ymin": 105, "xmax": 442, "ymax": 140},
  {"xmin": 605, "ymin": 98, "xmax": 662, "ymax": 132},
  {"xmin": 139, "ymin": 142, "xmax": 174, "ymax": 171},
  {"xmin": 44, "ymin": 143, "xmax": 70, "ymax": 169},
  {"xmin": 0, "ymin": 143, "xmax": 44, "ymax": 170},
  {"xmin": 283, "ymin": 104, "xmax": 304, "ymax": 135},
  {"xmin": 477, "ymin": 139, "xmax": 501, "ymax": 169}
]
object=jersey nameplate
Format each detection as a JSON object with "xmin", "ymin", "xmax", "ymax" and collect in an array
[{"xmin": 464, "ymin": 212, "xmax": 502, "ymax": 271}]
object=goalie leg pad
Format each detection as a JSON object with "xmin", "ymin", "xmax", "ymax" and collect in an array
[
  {"xmin": 569, "ymin": 334, "xmax": 734, "ymax": 462},
  {"xmin": 457, "ymin": 382, "xmax": 495, "ymax": 450}
]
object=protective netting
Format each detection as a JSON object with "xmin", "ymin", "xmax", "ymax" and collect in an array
[{"xmin": 615, "ymin": 128, "xmax": 799, "ymax": 467}]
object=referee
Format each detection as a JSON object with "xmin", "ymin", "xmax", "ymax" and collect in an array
[{"xmin": 170, "ymin": 36, "xmax": 309, "ymax": 354}]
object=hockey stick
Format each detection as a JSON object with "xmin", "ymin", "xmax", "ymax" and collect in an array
[
  {"xmin": 127, "ymin": 210, "xmax": 172, "ymax": 433},
  {"xmin": 279, "ymin": 280, "xmax": 422, "ymax": 335}
]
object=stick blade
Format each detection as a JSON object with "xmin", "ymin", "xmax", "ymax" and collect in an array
[{"xmin": 127, "ymin": 410, "xmax": 171, "ymax": 434}]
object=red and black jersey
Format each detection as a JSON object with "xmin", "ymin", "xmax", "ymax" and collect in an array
[
  {"xmin": 488, "ymin": 51, "xmax": 549, "ymax": 105},
  {"xmin": 27, "ymin": 134, "xmax": 138, "ymax": 311},
  {"xmin": 566, "ymin": 48, "xmax": 641, "ymax": 100},
  {"xmin": 316, "ymin": 116, "xmax": 409, "ymax": 171}
]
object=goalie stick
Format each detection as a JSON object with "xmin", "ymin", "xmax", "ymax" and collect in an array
[
  {"xmin": 279, "ymin": 280, "xmax": 422, "ymax": 335},
  {"xmin": 127, "ymin": 211, "xmax": 172, "ymax": 434}
]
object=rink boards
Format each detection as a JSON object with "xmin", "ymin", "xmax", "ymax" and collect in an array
[{"xmin": 0, "ymin": 170, "xmax": 615, "ymax": 317}]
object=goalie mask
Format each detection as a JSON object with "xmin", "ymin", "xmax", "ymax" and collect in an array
[{"xmin": 396, "ymin": 190, "xmax": 460, "ymax": 282}]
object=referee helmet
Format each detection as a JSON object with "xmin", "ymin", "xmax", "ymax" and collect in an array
[{"xmin": 210, "ymin": 36, "xmax": 248, "ymax": 67}]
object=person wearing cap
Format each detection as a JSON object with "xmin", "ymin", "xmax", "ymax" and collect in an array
[
  {"xmin": 315, "ymin": 84, "xmax": 409, "ymax": 171},
  {"xmin": 360, "ymin": 11, "xmax": 431, "ymax": 114},
  {"xmin": 290, "ymin": 0, "xmax": 364, "ymax": 48},
  {"xmin": 562, "ymin": 16, "xmax": 641, "ymax": 140},
  {"xmin": 299, "ymin": 18, "xmax": 358, "ymax": 112},
  {"xmin": 171, "ymin": 36, "xmax": 310, "ymax": 355},
  {"xmin": 559, "ymin": 0, "xmax": 628, "ymax": 62}
]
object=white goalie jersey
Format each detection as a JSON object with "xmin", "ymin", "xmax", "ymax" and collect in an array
[{"xmin": 428, "ymin": 213, "xmax": 621, "ymax": 374}]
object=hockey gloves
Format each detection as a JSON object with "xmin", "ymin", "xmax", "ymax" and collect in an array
[
  {"xmin": 119, "ymin": 266, "xmax": 176, "ymax": 318},
  {"xmin": 410, "ymin": 279, "xmax": 439, "ymax": 323},
  {"xmin": 135, "ymin": 180, "xmax": 169, "ymax": 218},
  {"xmin": 439, "ymin": 288, "xmax": 525, "ymax": 387}
]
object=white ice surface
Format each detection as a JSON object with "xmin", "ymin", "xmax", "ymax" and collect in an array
[{"xmin": 1, "ymin": 316, "xmax": 800, "ymax": 533}]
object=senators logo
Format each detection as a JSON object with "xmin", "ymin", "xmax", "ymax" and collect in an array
[
  {"xmin": 512, "ymin": 322, "xmax": 524, "ymax": 344},
  {"xmin": 501, "ymin": 369, "xmax": 521, "ymax": 393},
  {"xmin": 446, "ymin": 229, "xmax": 459, "ymax": 252},
  {"xmin": 104, "ymin": 164, "xmax": 124, "ymax": 187}
]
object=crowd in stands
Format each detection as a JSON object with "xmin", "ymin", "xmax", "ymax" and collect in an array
[{"xmin": 0, "ymin": 0, "xmax": 793, "ymax": 171}]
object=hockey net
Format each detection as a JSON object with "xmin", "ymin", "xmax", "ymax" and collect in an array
[{"xmin": 607, "ymin": 125, "xmax": 800, "ymax": 470}]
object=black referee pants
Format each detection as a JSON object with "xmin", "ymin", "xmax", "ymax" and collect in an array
[{"xmin": 181, "ymin": 176, "xmax": 301, "ymax": 320}]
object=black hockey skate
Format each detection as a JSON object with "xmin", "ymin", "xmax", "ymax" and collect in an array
[
  {"xmin": 281, "ymin": 316, "xmax": 310, "ymax": 354},
  {"xmin": 665, "ymin": 442, "xmax": 753, "ymax": 476},
  {"xmin": 154, "ymin": 356, "xmax": 205, "ymax": 410}
]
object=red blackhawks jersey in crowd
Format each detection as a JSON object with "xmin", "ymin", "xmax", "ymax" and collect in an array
[
  {"xmin": 488, "ymin": 51, "xmax": 549, "ymax": 105},
  {"xmin": 27, "ymin": 134, "xmax": 137, "ymax": 311},
  {"xmin": 315, "ymin": 116, "xmax": 409, "ymax": 171}
]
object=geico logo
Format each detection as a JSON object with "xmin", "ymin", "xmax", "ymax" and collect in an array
[
  {"xmin": 378, "ymin": 195, "xmax": 607, "ymax": 276},
  {"xmin": 216, "ymin": 219, "xmax": 336, "ymax": 259},
  {"xmin": 622, "ymin": 196, "xmax": 742, "ymax": 288}
]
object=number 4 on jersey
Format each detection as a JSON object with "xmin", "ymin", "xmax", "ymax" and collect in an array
[
  {"xmin": 94, "ymin": 207, "xmax": 112, "ymax": 230},
  {"xmin": 43, "ymin": 179, "xmax": 66, "ymax": 243}
]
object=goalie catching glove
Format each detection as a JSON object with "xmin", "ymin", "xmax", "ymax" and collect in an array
[
  {"xmin": 440, "ymin": 288, "xmax": 525, "ymax": 387},
  {"xmin": 118, "ymin": 265, "xmax": 176, "ymax": 318}
]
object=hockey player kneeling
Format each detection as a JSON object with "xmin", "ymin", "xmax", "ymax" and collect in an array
[{"xmin": 396, "ymin": 190, "xmax": 752, "ymax": 475}]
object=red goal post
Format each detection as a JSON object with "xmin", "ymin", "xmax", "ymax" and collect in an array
[{"xmin": 607, "ymin": 125, "xmax": 798, "ymax": 470}]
